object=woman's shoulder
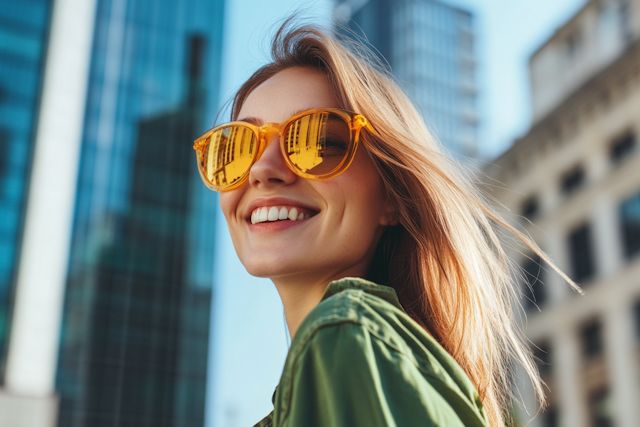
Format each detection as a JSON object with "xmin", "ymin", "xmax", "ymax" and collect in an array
[
  {"xmin": 295, "ymin": 278, "xmax": 467, "ymax": 381},
  {"xmin": 299, "ymin": 277, "xmax": 408, "ymax": 333},
  {"xmin": 299, "ymin": 279, "xmax": 483, "ymax": 402},
  {"xmin": 274, "ymin": 278, "xmax": 488, "ymax": 427}
]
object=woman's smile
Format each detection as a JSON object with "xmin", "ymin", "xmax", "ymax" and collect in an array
[
  {"xmin": 244, "ymin": 196, "xmax": 319, "ymax": 225},
  {"xmin": 249, "ymin": 206, "xmax": 312, "ymax": 224},
  {"xmin": 245, "ymin": 198, "xmax": 320, "ymax": 234}
]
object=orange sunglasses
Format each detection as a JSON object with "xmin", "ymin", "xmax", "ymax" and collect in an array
[{"xmin": 193, "ymin": 108, "xmax": 378, "ymax": 191}]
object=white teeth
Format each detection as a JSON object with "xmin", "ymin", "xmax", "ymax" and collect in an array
[
  {"xmin": 268, "ymin": 206, "xmax": 279, "ymax": 221},
  {"xmin": 278, "ymin": 207, "xmax": 288, "ymax": 220},
  {"xmin": 288, "ymin": 208, "xmax": 298, "ymax": 221},
  {"xmin": 250, "ymin": 206, "xmax": 313, "ymax": 224}
]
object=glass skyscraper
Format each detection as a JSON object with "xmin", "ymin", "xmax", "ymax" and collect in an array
[
  {"xmin": 56, "ymin": 1, "xmax": 222, "ymax": 426},
  {"xmin": 0, "ymin": 0, "xmax": 223, "ymax": 426},
  {"xmin": 344, "ymin": 0, "xmax": 478, "ymax": 158},
  {"xmin": 0, "ymin": 0, "xmax": 53, "ymax": 380}
]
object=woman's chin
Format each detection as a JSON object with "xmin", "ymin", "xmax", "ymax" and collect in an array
[
  {"xmin": 241, "ymin": 255, "xmax": 335, "ymax": 284},
  {"xmin": 241, "ymin": 259, "xmax": 302, "ymax": 280}
]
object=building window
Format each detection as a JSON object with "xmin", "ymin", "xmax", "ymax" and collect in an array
[
  {"xmin": 542, "ymin": 407, "xmax": 559, "ymax": 427},
  {"xmin": 610, "ymin": 132, "xmax": 636, "ymax": 163},
  {"xmin": 634, "ymin": 300, "xmax": 640, "ymax": 340},
  {"xmin": 566, "ymin": 31, "xmax": 582, "ymax": 59},
  {"xmin": 619, "ymin": 0, "xmax": 633, "ymax": 42},
  {"xmin": 620, "ymin": 191, "xmax": 640, "ymax": 259},
  {"xmin": 568, "ymin": 223, "xmax": 595, "ymax": 283},
  {"xmin": 561, "ymin": 165, "xmax": 585, "ymax": 195},
  {"xmin": 589, "ymin": 389, "xmax": 614, "ymax": 427},
  {"xmin": 581, "ymin": 319, "xmax": 603, "ymax": 359},
  {"xmin": 532, "ymin": 341, "xmax": 552, "ymax": 377},
  {"xmin": 522, "ymin": 254, "xmax": 546, "ymax": 310},
  {"xmin": 521, "ymin": 196, "xmax": 540, "ymax": 220}
]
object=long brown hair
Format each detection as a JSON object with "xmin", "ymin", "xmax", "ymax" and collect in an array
[{"xmin": 229, "ymin": 18, "xmax": 579, "ymax": 427}]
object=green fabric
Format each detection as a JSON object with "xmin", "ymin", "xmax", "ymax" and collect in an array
[{"xmin": 254, "ymin": 278, "xmax": 489, "ymax": 427}]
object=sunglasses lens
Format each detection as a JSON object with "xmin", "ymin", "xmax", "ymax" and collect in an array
[
  {"xmin": 284, "ymin": 112, "xmax": 351, "ymax": 176},
  {"xmin": 202, "ymin": 125, "xmax": 257, "ymax": 188}
]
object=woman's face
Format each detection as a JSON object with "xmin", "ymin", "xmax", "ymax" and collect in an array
[{"xmin": 220, "ymin": 67, "xmax": 391, "ymax": 285}]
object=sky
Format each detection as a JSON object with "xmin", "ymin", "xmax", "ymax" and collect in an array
[{"xmin": 205, "ymin": 1, "xmax": 587, "ymax": 426}]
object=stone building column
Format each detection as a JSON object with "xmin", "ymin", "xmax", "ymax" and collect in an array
[
  {"xmin": 553, "ymin": 328, "xmax": 588, "ymax": 427},
  {"xmin": 603, "ymin": 300, "xmax": 639, "ymax": 427},
  {"xmin": 592, "ymin": 195, "xmax": 623, "ymax": 278}
]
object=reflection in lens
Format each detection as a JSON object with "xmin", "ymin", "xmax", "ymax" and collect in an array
[
  {"xmin": 203, "ymin": 125, "xmax": 256, "ymax": 187},
  {"xmin": 285, "ymin": 113, "xmax": 350, "ymax": 176}
]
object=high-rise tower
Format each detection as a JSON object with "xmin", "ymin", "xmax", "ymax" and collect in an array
[
  {"xmin": 0, "ymin": 1, "xmax": 224, "ymax": 426},
  {"xmin": 0, "ymin": 0, "xmax": 53, "ymax": 383},
  {"xmin": 337, "ymin": 0, "xmax": 479, "ymax": 158}
]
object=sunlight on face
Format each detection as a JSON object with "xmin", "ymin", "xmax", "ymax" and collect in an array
[{"xmin": 219, "ymin": 67, "xmax": 390, "ymax": 286}]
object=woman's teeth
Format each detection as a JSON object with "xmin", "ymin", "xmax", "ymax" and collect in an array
[{"xmin": 250, "ymin": 206, "xmax": 312, "ymax": 224}]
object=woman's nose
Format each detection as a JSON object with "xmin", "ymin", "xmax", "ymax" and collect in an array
[{"xmin": 248, "ymin": 131, "xmax": 297, "ymax": 188}]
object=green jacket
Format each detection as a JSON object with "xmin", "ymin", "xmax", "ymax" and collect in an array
[{"xmin": 254, "ymin": 278, "xmax": 489, "ymax": 427}]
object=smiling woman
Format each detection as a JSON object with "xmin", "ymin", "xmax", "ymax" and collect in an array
[{"xmin": 193, "ymin": 18, "xmax": 578, "ymax": 427}]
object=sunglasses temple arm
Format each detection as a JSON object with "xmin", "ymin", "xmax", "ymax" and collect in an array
[{"xmin": 365, "ymin": 122, "xmax": 379, "ymax": 136}]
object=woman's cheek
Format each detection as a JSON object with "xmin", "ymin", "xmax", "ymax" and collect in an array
[{"xmin": 219, "ymin": 190, "xmax": 241, "ymax": 223}]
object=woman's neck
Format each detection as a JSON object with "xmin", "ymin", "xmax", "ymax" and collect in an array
[
  {"xmin": 273, "ymin": 277, "xmax": 328, "ymax": 339},
  {"xmin": 272, "ymin": 264, "xmax": 370, "ymax": 339}
]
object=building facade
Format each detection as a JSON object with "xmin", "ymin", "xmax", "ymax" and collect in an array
[
  {"xmin": 0, "ymin": 0, "xmax": 224, "ymax": 426},
  {"xmin": 336, "ymin": 0, "xmax": 478, "ymax": 158},
  {"xmin": 0, "ymin": 0, "xmax": 53, "ymax": 383},
  {"xmin": 484, "ymin": 1, "xmax": 640, "ymax": 426}
]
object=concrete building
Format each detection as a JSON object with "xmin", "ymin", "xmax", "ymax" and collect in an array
[
  {"xmin": 335, "ymin": 0, "xmax": 479, "ymax": 158},
  {"xmin": 484, "ymin": 1, "xmax": 640, "ymax": 426},
  {"xmin": 0, "ymin": 0, "xmax": 224, "ymax": 426}
]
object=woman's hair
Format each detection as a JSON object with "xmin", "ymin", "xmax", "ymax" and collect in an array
[{"xmin": 229, "ymin": 18, "xmax": 579, "ymax": 427}]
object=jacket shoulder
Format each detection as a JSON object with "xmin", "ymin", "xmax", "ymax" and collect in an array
[{"xmin": 298, "ymin": 286, "xmax": 403, "ymax": 337}]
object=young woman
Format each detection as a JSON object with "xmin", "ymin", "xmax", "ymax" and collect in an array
[{"xmin": 193, "ymin": 20, "xmax": 577, "ymax": 427}]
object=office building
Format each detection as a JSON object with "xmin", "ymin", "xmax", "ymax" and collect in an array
[
  {"xmin": 336, "ymin": 0, "xmax": 478, "ymax": 158},
  {"xmin": 484, "ymin": 1, "xmax": 640, "ymax": 426},
  {"xmin": 0, "ymin": 0, "xmax": 53, "ymax": 383},
  {"xmin": 0, "ymin": 0, "xmax": 223, "ymax": 426}
]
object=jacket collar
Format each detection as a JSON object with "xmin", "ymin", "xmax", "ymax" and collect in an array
[{"xmin": 321, "ymin": 277, "xmax": 405, "ymax": 312}]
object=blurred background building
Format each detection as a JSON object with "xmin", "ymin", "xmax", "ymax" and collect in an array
[
  {"xmin": 484, "ymin": 1, "xmax": 640, "ymax": 426},
  {"xmin": 0, "ymin": 0, "xmax": 52, "ymax": 381},
  {"xmin": 336, "ymin": 0, "xmax": 479, "ymax": 158},
  {"xmin": 0, "ymin": 0, "xmax": 223, "ymax": 426}
]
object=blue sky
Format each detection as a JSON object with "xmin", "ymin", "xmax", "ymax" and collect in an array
[{"xmin": 205, "ymin": 1, "xmax": 586, "ymax": 426}]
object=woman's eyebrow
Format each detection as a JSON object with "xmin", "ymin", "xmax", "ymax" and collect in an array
[{"xmin": 237, "ymin": 108, "xmax": 316, "ymax": 126}]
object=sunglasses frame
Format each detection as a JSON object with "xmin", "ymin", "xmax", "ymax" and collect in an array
[{"xmin": 193, "ymin": 107, "xmax": 378, "ymax": 191}]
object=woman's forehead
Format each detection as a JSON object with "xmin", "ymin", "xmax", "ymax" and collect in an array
[{"xmin": 238, "ymin": 67, "xmax": 340, "ymax": 123}]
